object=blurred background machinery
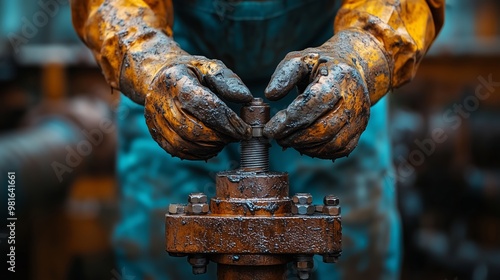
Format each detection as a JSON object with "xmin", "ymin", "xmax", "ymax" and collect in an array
[{"xmin": 0, "ymin": 0, "xmax": 499, "ymax": 279}]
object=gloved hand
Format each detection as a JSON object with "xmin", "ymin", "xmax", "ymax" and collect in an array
[
  {"xmin": 264, "ymin": 29, "xmax": 388, "ymax": 159},
  {"xmin": 145, "ymin": 49, "xmax": 253, "ymax": 160},
  {"xmin": 71, "ymin": 1, "xmax": 254, "ymax": 160}
]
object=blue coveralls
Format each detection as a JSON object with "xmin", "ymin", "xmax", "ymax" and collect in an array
[{"xmin": 114, "ymin": 1, "xmax": 401, "ymax": 279}]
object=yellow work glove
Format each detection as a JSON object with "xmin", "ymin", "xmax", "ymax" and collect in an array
[
  {"xmin": 264, "ymin": 0, "xmax": 445, "ymax": 159},
  {"xmin": 145, "ymin": 47, "xmax": 253, "ymax": 160},
  {"xmin": 71, "ymin": 0, "xmax": 252, "ymax": 160},
  {"xmin": 264, "ymin": 29, "xmax": 382, "ymax": 159}
]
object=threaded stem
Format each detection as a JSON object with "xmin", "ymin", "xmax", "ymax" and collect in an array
[{"xmin": 240, "ymin": 137, "xmax": 269, "ymax": 172}]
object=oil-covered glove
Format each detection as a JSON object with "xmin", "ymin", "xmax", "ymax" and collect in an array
[
  {"xmin": 264, "ymin": 30, "xmax": 384, "ymax": 159},
  {"xmin": 145, "ymin": 51, "xmax": 253, "ymax": 160},
  {"xmin": 71, "ymin": 0, "xmax": 253, "ymax": 160},
  {"xmin": 264, "ymin": 0, "xmax": 445, "ymax": 159}
]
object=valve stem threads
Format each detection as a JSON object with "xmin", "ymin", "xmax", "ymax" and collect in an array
[{"xmin": 240, "ymin": 98, "xmax": 270, "ymax": 173}]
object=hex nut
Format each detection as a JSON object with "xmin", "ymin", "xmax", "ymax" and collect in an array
[
  {"xmin": 298, "ymin": 271, "xmax": 311, "ymax": 280},
  {"xmin": 188, "ymin": 255, "xmax": 208, "ymax": 266},
  {"xmin": 186, "ymin": 203, "xmax": 209, "ymax": 214},
  {"xmin": 252, "ymin": 127, "xmax": 263, "ymax": 137},
  {"xmin": 323, "ymin": 205, "xmax": 341, "ymax": 216},
  {"xmin": 292, "ymin": 204, "xmax": 315, "ymax": 215},
  {"xmin": 188, "ymin": 193, "xmax": 208, "ymax": 204},
  {"xmin": 292, "ymin": 193, "xmax": 313, "ymax": 205},
  {"xmin": 192, "ymin": 266, "xmax": 206, "ymax": 275},
  {"xmin": 188, "ymin": 255, "xmax": 208, "ymax": 275},
  {"xmin": 168, "ymin": 204, "xmax": 185, "ymax": 215},
  {"xmin": 323, "ymin": 195, "xmax": 340, "ymax": 206},
  {"xmin": 296, "ymin": 260, "xmax": 313, "ymax": 270}
]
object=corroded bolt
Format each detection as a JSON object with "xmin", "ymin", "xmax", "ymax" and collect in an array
[
  {"xmin": 292, "ymin": 204, "xmax": 315, "ymax": 215},
  {"xmin": 299, "ymin": 271, "xmax": 311, "ymax": 280},
  {"xmin": 188, "ymin": 254, "xmax": 208, "ymax": 275},
  {"xmin": 292, "ymin": 193, "xmax": 313, "ymax": 205},
  {"xmin": 294, "ymin": 255, "xmax": 314, "ymax": 280},
  {"xmin": 323, "ymin": 195, "xmax": 340, "ymax": 206},
  {"xmin": 188, "ymin": 193, "xmax": 208, "ymax": 204},
  {"xmin": 323, "ymin": 205, "xmax": 341, "ymax": 216},
  {"xmin": 168, "ymin": 204, "xmax": 185, "ymax": 215},
  {"xmin": 296, "ymin": 260, "xmax": 314, "ymax": 269},
  {"xmin": 186, "ymin": 203, "xmax": 210, "ymax": 214}
]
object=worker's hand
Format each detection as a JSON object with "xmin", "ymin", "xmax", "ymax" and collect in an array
[
  {"xmin": 264, "ymin": 30, "xmax": 377, "ymax": 159},
  {"xmin": 145, "ymin": 54, "xmax": 253, "ymax": 160}
]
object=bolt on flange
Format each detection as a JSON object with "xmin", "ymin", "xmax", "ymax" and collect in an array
[
  {"xmin": 188, "ymin": 254, "xmax": 208, "ymax": 275},
  {"xmin": 294, "ymin": 254, "xmax": 314, "ymax": 280},
  {"xmin": 292, "ymin": 193, "xmax": 314, "ymax": 215},
  {"xmin": 168, "ymin": 203, "xmax": 186, "ymax": 215},
  {"xmin": 186, "ymin": 193, "xmax": 209, "ymax": 215},
  {"xmin": 322, "ymin": 194, "xmax": 340, "ymax": 216}
]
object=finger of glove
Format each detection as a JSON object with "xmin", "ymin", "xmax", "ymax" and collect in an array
[
  {"xmin": 145, "ymin": 95, "xmax": 225, "ymax": 159},
  {"xmin": 264, "ymin": 66, "xmax": 341, "ymax": 139},
  {"xmin": 156, "ymin": 89, "xmax": 231, "ymax": 144},
  {"xmin": 296, "ymin": 131, "xmax": 360, "ymax": 159},
  {"xmin": 276, "ymin": 103, "xmax": 347, "ymax": 148},
  {"xmin": 145, "ymin": 102, "xmax": 222, "ymax": 160},
  {"xmin": 202, "ymin": 62, "xmax": 253, "ymax": 103},
  {"xmin": 174, "ymin": 67, "xmax": 251, "ymax": 139},
  {"xmin": 265, "ymin": 53, "xmax": 316, "ymax": 101},
  {"xmin": 293, "ymin": 85, "xmax": 370, "ymax": 160}
]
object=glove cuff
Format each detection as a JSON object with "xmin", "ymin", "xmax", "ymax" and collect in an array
[
  {"xmin": 118, "ymin": 32, "xmax": 187, "ymax": 105},
  {"xmin": 328, "ymin": 29, "xmax": 392, "ymax": 105}
]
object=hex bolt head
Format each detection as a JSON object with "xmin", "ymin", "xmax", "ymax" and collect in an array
[
  {"xmin": 294, "ymin": 255, "xmax": 314, "ymax": 280},
  {"xmin": 298, "ymin": 271, "xmax": 311, "ymax": 280},
  {"xmin": 292, "ymin": 204, "xmax": 315, "ymax": 215},
  {"xmin": 323, "ymin": 195, "xmax": 340, "ymax": 206},
  {"xmin": 186, "ymin": 203, "xmax": 210, "ymax": 215},
  {"xmin": 168, "ymin": 204, "xmax": 185, "ymax": 215},
  {"xmin": 292, "ymin": 193, "xmax": 313, "ymax": 205},
  {"xmin": 192, "ymin": 266, "xmax": 207, "ymax": 275},
  {"xmin": 296, "ymin": 260, "xmax": 314, "ymax": 270},
  {"xmin": 188, "ymin": 193, "xmax": 208, "ymax": 204},
  {"xmin": 323, "ymin": 205, "xmax": 341, "ymax": 216}
]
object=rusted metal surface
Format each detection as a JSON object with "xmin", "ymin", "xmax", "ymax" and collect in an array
[
  {"xmin": 165, "ymin": 99, "xmax": 342, "ymax": 279},
  {"xmin": 165, "ymin": 214, "xmax": 341, "ymax": 254},
  {"xmin": 215, "ymin": 172, "xmax": 288, "ymax": 199}
]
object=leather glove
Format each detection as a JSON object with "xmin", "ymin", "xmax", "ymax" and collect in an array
[
  {"xmin": 264, "ymin": 0, "xmax": 445, "ymax": 160},
  {"xmin": 145, "ymin": 48, "xmax": 253, "ymax": 160},
  {"xmin": 71, "ymin": 1, "xmax": 253, "ymax": 160},
  {"xmin": 264, "ymin": 29, "xmax": 386, "ymax": 159}
]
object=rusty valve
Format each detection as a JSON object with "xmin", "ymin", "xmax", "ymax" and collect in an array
[{"xmin": 165, "ymin": 98, "xmax": 342, "ymax": 280}]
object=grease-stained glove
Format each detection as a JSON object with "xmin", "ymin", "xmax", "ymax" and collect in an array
[
  {"xmin": 145, "ymin": 51, "xmax": 253, "ymax": 160},
  {"xmin": 71, "ymin": 0, "xmax": 253, "ymax": 160},
  {"xmin": 264, "ymin": 30, "xmax": 383, "ymax": 159},
  {"xmin": 264, "ymin": 0, "xmax": 445, "ymax": 159}
]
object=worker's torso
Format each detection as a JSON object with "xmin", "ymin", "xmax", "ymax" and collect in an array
[{"xmin": 172, "ymin": 0, "xmax": 339, "ymax": 83}]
